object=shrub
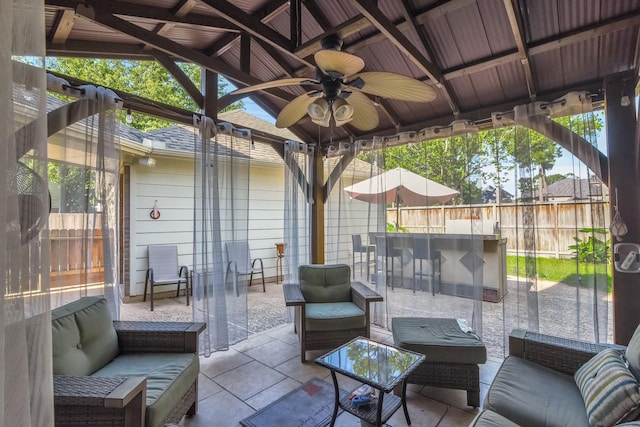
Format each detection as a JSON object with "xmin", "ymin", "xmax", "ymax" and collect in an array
[{"xmin": 568, "ymin": 228, "xmax": 610, "ymax": 264}]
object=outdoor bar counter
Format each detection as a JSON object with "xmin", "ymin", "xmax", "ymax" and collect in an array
[{"xmin": 371, "ymin": 232, "xmax": 507, "ymax": 302}]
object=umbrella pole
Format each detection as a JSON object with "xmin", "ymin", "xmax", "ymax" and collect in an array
[{"xmin": 395, "ymin": 191, "xmax": 400, "ymax": 231}]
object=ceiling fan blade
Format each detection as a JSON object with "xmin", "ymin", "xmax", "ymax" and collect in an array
[
  {"xmin": 350, "ymin": 72, "xmax": 436, "ymax": 102},
  {"xmin": 275, "ymin": 92, "xmax": 317, "ymax": 128},
  {"xmin": 314, "ymin": 50, "xmax": 365, "ymax": 76},
  {"xmin": 344, "ymin": 91, "xmax": 379, "ymax": 131},
  {"xmin": 230, "ymin": 78, "xmax": 318, "ymax": 95}
]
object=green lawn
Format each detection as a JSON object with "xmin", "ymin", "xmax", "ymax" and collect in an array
[{"xmin": 506, "ymin": 255, "xmax": 612, "ymax": 292}]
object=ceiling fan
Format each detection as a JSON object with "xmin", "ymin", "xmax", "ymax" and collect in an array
[{"xmin": 229, "ymin": 35, "xmax": 437, "ymax": 131}]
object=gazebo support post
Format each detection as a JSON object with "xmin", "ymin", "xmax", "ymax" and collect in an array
[
  {"xmin": 605, "ymin": 71, "xmax": 640, "ymax": 345},
  {"xmin": 311, "ymin": 147, "xmax": 325, "ymax": 264}
]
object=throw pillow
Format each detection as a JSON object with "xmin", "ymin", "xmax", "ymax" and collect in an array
[{"xmin": 574, "ymin": 348, "xmax": 640, "ymax": 427}]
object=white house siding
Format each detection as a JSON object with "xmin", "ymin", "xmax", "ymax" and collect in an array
[
  {"xmin": 247, "ymin": 163, "xmax": 286, "ymax": 278},
  {"xmin": 130, "ymin": 156, "xmax": 195, "ymax": 298},
  {"xmin": 129, "ymin": 151, "xmax": 289, "ymax": 298}
]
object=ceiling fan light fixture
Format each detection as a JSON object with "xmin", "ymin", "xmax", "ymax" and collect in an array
[
  {"xmin": 332, "ymin": 98, "xmax": 354, "ymax": 126},
  {"xmin": 308, "ymin": 98, "xmax": 329, "ymax": 120},
  {"xmin": 308, "ymin": 98, "xmax": 331, "ymax": 127}
]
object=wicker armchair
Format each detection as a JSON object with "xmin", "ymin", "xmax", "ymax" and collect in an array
[
  {"xmin": 283, "ymin": 264, "xmax": 383, "ymax": 362},
  {"xmin": 51, "ymin": 297, "xmax": 205, "ymax": 427}
]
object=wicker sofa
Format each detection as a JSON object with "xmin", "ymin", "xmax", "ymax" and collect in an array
[
  {"xmin": 470, "ymin": 326, "xmax": 640, "ymax": 427},
  {"xmin": 51, "ymin": 296, "xmax": 205, "ymax": 427}
]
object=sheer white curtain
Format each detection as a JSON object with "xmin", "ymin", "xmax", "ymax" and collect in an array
[
  {"xmin": 499, "ymin": 107, "xmax": 610, "ymax": 348},
  {"xmin": 283, "ymin": 141, "xmax": 313, "ymax": 321},
  {"xmin": 328, "ymin": 135, "xmax": 484, "ymax": 337},
  {"xmin": 192, "ymin": 118, "xmax": 251, "ymax": 355},
  {"xmin": 3, "ymin": 0, "xmax": 54, "ymax": 425},
  {"xmin": 326, "ymin": 136, "xmax": 483, "ymax": 334},
  {"xmin": 46, "ymin": 77, "xmax": 122, "ymax": 319},
  {"xmin": 325, "ymin": 138, "xmax": 387, "ymax": 327}
]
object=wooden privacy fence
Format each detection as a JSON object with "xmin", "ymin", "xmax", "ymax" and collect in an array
[
  {"xmin": 395, "ymin": 201, "xmax": 610, "ymax": 258},
  {"xmin": 48, "ymin": 213, "xmax": 105, "ymax": 287}
]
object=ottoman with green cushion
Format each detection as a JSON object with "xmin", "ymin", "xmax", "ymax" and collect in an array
[{"xmin": 392, "ymin": 317, "xmax": 487, "ymax": 407}]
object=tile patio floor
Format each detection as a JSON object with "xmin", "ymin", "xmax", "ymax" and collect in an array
[{"xmin": 120, "ymin": 283, "xmax": 503, "ymax": 427}]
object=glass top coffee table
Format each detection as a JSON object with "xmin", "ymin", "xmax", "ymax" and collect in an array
[{"xmin": 315, "ymin": 336, "xmax": 426, "ymax": 426}]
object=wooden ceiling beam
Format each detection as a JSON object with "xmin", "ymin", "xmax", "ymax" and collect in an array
[
  {"xmin": 350, "ymin": 0, "xmax": 459, "ymax": 114},
  {"xmin": 395, "ymin": 0, "xmax": 460, "ymax": 115},
  {"xmin": 254, "ymin": 39, "xmax": 297, "ymax": 77},
  {"xmin": 75, "ymin": 4, "xmax": 295, "ymax": 103},
  {"xmin": 444, "ymin": 51, "xmax": 521, "ymax": 80},
  {"xmin": 296, "ymin": 0, "xmax": 475, "ymax": 59},
  {"xmin": 199, "ymin": 0, "xmax": 314, "ymax": 69},
  {"xmin": 502, "ymin": 0, "xmax": 536, "ymax": 99},
  {"xmin": 45, "ymin": 0, "xmax": 240, "ymax": 31},
  {"xmin": 335, "ymin": 79, "xmax": 605, "ymax": 148},
  {"xmin": 153, "ymin": 51, "xmax": 204, "ymax": 109},
  {"xmin": 528, "ymin": 13, "xmax": 640, "ymax": 56},
  {"xmin": 295, "ymin": 16, "xmax": 371, "ymax": 58},
  {"xmin": 302, "ymin": 0, "xmax": 333, "ymax": 32},
  {"xmin": 204, "ymin": 1, "xmax": 288, "ymax": 58},
  {"xmin": 154, "ymin": 0, "xmax": 198, "ymax": 37},
  {"xmin": 47, "ymin": 40, "xmax": 155, "ymax": 59},
  {"xmin": 350, "ymin": 0, "xmax": 442, "ymax": 83},
  {"xmin": 290, "ymin": 0, "xmax": 301, "ymax": 49},
  {"xmin": 50, "ymin": 9, "xmax": 76, "ymax": 43}
]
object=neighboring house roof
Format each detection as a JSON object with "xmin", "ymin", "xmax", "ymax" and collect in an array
[
  {"xmin": 481, "ymin": 185, "xmax": 514, "ymax": 204},
  {"xmin": 44, "ymin": 93, "xmax": 373, "ymax": 176},
  {"xmin": 546, "ymin": 177, "xmax": 608, "ymax": 199}
]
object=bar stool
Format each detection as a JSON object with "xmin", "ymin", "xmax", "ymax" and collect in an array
[
  {"xmin": 275, "ymin": 242, "xmax": 286, "ymax": 283},
  {"xmin": 412, "ymin": 237, "xmax": 441, "ymax": 295},
  {"xmin": 351, "ymin": 234, "xmax": 375, "ymax": 280},
  {"xmin": 374, "ymin": 235, "xmax": 403, "ymax": 289}
]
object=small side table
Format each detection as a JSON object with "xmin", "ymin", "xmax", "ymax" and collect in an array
[{"xmin": 315, "ymin": 336, "xmax": 425, "ymax": 427}]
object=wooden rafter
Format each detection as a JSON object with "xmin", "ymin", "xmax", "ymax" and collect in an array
[
  {"xmin": 153, "ymin": 52, "xmax": 204, "ymax": 109},
  {"xmin": 502, "ymin": 0, "xmax": 536, "ymax": 98},
  {"xmin": 301, "ymin": 0, "xmax": 332, "ymax": 32},
  {"xmin": 50, "ymin": 9, "xmax": 76, "ymax": 43},
  {"xmin": 350, "ymin": 0, "xmax": 459, "ymax": 114},
  {"xmin": 154, "ymin": 0, "xmax": 198, "ymax": 37},
  {"xmin": 74, "ymin": 4, "xmax": 295, "ymax": 104},
  {"xmin": 45, "ymin": 0, "xmax": 240, "ymax": 31},
  {"xmin": 396, "ymin": 0, "xmax": 460, "ymax": 115},
  {"xmin": 198, "ymin": 0, "xmax": 314, "ymax": 69},
  {"xmin": 204, "ymin": 1, "xmax": 288, "ymax": 58}
]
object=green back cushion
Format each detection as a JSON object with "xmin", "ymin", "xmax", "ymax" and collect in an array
[
  {"xmin": 51, "ymin": 296, "xmax": 119, "ymax": 375},
  {"xmin": 299, "ymin": 264, "xmax": 351, "ymax": 303},
  {"xmin": 574, "ymin": 348, "xmax": 640, "ymax": 427},
  {"xmin": 626, "ymin": 323, "xmax": 640, "ymax": 381}
]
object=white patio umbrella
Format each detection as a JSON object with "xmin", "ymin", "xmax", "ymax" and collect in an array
[{"xmin": 344, "ymin": 167, "xmax": 459, "ymax": 228}]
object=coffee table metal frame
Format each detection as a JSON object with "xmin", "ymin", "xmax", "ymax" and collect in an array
[{"xmin": 315, "ymin": 336, "xmax": 426, "ymax": 426}]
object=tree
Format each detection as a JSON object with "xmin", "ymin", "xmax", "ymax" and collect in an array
[
  {"xmin": 504, "ymin": 115, "xmax": 603, "ymax": 195},
  {"xmin": 46, "ymin": 58, "xmax": 243, "ymax": 131},
  {"xmin": 380, "ymin": 133, "xmax": 489, "ymax": 204}
]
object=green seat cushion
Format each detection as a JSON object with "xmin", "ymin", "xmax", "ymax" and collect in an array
[
  {"xmin": 392, "ymin": 317, "xmax": 486, "ymax": 364},
  {"xmin": 299, "ymin": 264, "xmax": 352, "ymax": 303},
  {"xmin": 92, "ymin": 353, "xmax": 199, "ymax": 427},
  {"xmin": 574, "ymin": 348, "xmax": 640, "ymax": 427},
  {"xmin": 51, "ymin": 296, "xmax": 119, "ymax": 375},
  {"xmin": 485, "ymin": 355, "xmax": 588, "ymax": 427},
  {"xmin": 305, "ymin": 302, "xmax": 365, "ymax": 332},
  {"xmin": 469, "ymin": 410, "xmax": 520, "ymax": 427}
]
